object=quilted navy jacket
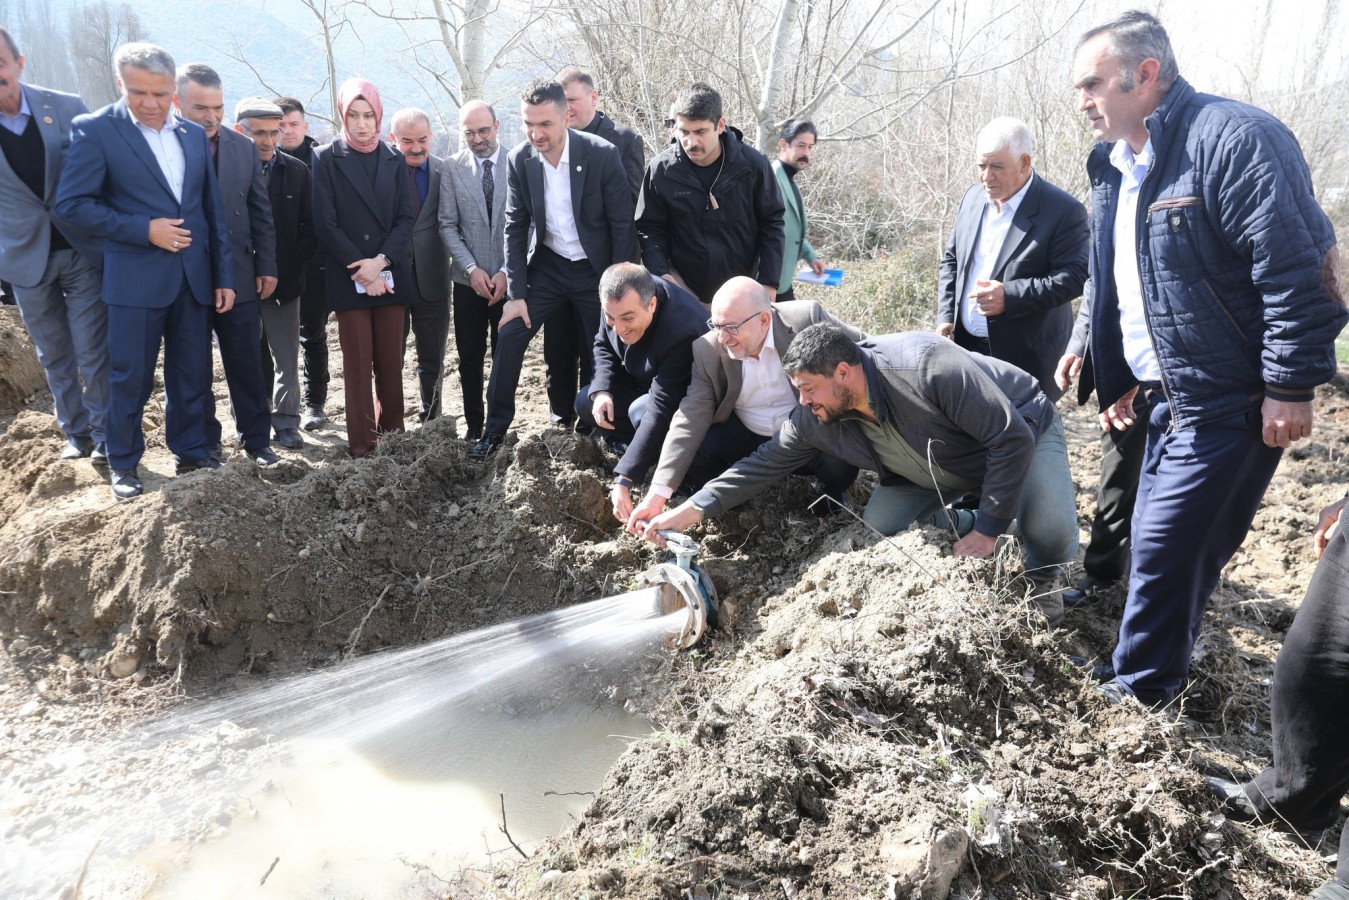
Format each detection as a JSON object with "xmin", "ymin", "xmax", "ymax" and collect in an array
[{"xmin": 1085, "ymin": 77, "xmax": 1345, "ymax": 429}]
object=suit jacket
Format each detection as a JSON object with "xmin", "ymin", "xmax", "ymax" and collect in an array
[
  {"xmin": 438, "ymin": 146, "xmax": 508, "ymax": 287},
  {"xmin": 56, "ymin": 101, "xmax": 233, "ymax": 307},
  {"xmin": 0, "ymin": 84, "xmax": 102, "ymax": 287},
  {"xmin": 772, "ymin": 159, "xmax": 818, "ymax": 293},
  {"xmin": 215, "ymin": 125, "xmax": 277, "ymax": 305},
  {"xmin": 503, "ymin": 129, "xmax": 637, "ymax": 299},
  {"xmin": 311, "ymin": 137, "xmax": 415, "ymax": 312},
  {"xmin": 266, "ymin": 151, "xmax": 317, "ymax": 300},
  {"xmin": 583, "ymin": 110, "xmax": 644, "ymax": 200},
  {"xmin": 936, "ymin": 174, "xmax": 1088, "ymax": 402},
  {"xmin": 406, "ymin": 155, "xmax": 451, "ymax": 301},
  {"xmin": 651, "ymin": 299, "xmax": 866, "ymax": 490}
]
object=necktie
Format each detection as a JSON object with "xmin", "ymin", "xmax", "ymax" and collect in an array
[{"xmin": 482, "ymin": 159, "xmax": 494, "ymax": 222}]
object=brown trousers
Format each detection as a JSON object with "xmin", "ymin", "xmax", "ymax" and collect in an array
[{"xmin": 336, "ymin": 304, "xmax": 406, "ymax": 457}]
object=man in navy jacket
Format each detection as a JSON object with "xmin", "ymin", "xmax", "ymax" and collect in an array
[{"xmin": 1074, "ymin": 11, "xmax": 1345, "ymax": 707}]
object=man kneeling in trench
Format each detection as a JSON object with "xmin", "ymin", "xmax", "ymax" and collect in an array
[{"xmin": 640, "ymin": 324, "xmax": 1079, "ymax": 623}]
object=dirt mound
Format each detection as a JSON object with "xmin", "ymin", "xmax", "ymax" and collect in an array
[{"xmin": 0, "ymin": 307, "xmax": 45, "ymax": 419}]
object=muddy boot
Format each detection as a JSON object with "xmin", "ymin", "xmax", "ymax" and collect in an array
[{"xmin": 1027, "ymin": 576, "xmax": 1065, "ymax": 627}]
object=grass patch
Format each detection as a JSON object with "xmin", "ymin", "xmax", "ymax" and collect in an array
[{"xmin": 792, "ymin": 239, "xmax": 943, "ymax": 336}]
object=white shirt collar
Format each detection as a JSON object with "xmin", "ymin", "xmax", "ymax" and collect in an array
[
  {"xmin": 541, "ymin": 130, "xmax": 570, "ymax": 170},
  {"xmin": 130, "ymin": 107, "xmax": 180, "ymax": 135},
  {"xmin": 473, "ymin": 144, "xmax": 502, "ymax": 172},
  {"xmin": 1109, "ymin": 138, "xmax": 1153, "ymax": 183},
  {"xmin": 989, "ymin": 170, "xmax": 1035, "ymax": 216}
]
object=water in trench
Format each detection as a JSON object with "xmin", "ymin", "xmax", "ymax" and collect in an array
[{"xmin": 4, "ymin": 587, "xmax": 685, "ymax": 899}]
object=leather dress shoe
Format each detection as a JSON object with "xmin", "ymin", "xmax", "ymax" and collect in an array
[
  {"xmin": 1068, "ymin": 656, "xmax": 1116, "ymax": 683},
  {"xmin": 464, "ymin": 426, "xmax": 484, "ymax": 443},
  {"xmin": 274, "ymin": 427, "xmax": 304, "ymax": 450},
  {"xmin": 469, "ymin": 432, "xmax": 505, "ymax": 459},
  {"xmin": 1063, "ymin": 575, "xmax": 1113, "ymax": 609},
  {"xmin": 110, "ymin": 468, "xmax": 143, "ymax": 501},
  {"xmin": 207, "ymin": 441, "xmax": 225, "ymax": 461},
  {"xmin": 1204, "ymin": 777, "xmax": 1262, "ymax": 822},
  {"xmin": 301, "ymin": 407, "xmax": 327, "ymax": 430},
  {"xmin": 90, "ymin": 442, "xmax": 109, "ymax": 466},
  {"xmin": 175, "ymin": 456, "xmax": 222, "ymax": 475},
  {"xmin": 246, "ymin": 446, "xmax": 281, "ymax": 466},
  {"xmin": 60, "ymin": 436, "xmax": 95, "ymax": 460},
  {"xmin": 599, "ymin": 435, "xmax": 629, "ymax": 457}
]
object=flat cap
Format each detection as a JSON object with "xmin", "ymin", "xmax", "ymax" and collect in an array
[{"xmin": 234, "ymin": 96, "xmax": 284, "ymax": 120}]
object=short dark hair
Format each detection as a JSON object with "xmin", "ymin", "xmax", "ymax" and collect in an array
[
  {"xmin": 0, "ymin": 27, "xmax": 21, "ymax": 61},
  {"xmin": 176, "ymin": 63, "xmax": 221, "ymax": 96},
  {"xmin": 599, "ymin": 263, "xmax": 657, "ymax": 308},
  {"xmin": 780, "ymin": 119, "xmax": 816, "ymax": 143},
  {"xmin": 273, "ymin": 96, "xmax": 306, "ymax": 117},
  {"xmin": 1079, "ymin": 10, "xmax": 1179, "ymax": 91},
  {"xmin": 521, "ymin": 78, "xmax": 566, "ymax": 112},
  {"xmin": 781, "ymin": 325, "xmax": 863, "ymax": 377},
  {"xmin": 672, "ymin": 82, "xmax": 722, "ymax": 123},
  {"xmin": 556, "ymin": 66, "xmax": 595, "ymax": 91}
]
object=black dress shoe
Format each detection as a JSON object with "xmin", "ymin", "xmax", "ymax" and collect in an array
[
  {"xmin": 301, "ymin": 407, "xmax": 327, "ymax": 430},
  {"xmin": 1204, "ymin": 777, "xmax": 1261, "ymax": 822},
  {"xmin": 469, "ymin": 432, "xmax": 505, "ymax": 459},
  {"xmin": 464, "ymin": 426, "xmax": 484, "ymax": 443},
  {"xmin": 1063, "ymin": 575, "xmax": 1114, "ymax": 609},
  {"xmin": 600, "ymin": 436, "xmax": 630, "ymax": 457},
  {"xmin": 207, "ymin": 441, "xmax": 225, "ymax": 461},
  {"xmin": 60, "ymin": 436, "xmax": 95, "ymax": 460},
  {"xmin": 274, "ymin": 428, "xmax": 304, "ymax": 450},
  {"xmin": 90, "ymin": 442, "xmax": 109, "ymax": 466},
  {"xmin": 246, "ymin": 446, "xmax": 281, "ymax": 466},
  {"xmin": 110, "ymin": 468, "xmax": 142, "ymax": 501},
  {"xmin": 175, "ymin": 456, "xmax": 222, "ymax": 475}
]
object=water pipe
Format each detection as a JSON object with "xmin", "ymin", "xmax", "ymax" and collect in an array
[{"xmin": 635, "ymin": 532, "xmax": 718, "ymax": 648}]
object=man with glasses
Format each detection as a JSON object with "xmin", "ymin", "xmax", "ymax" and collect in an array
[
  {"xmin": 626, "ymin": 276, "xmax": 860, "ymax": 531},
  {"xmin": 234, "ymin": 97, "xmax": 316, "ymax": 451},
  {"xmin": 438, "ymin": 99, "xmax": 508, "ymax": 443}
]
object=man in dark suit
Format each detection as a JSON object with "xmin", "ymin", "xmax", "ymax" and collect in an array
[
  {"xmin": 234, "ymin": 97, "xmax": 316, "ymax": 451},
  {"xmin": 0, "ymin": 28, "xmax": 108, "ymax": 462},
  {"xmin": 390, "ymin": 107, "xmax": 452, "ymax": 423},
  {"xmin": 438, "ymin": 99, "xmax": 507, "ymax": 443},
  {"xmin": 177, "ymin": 64, "xmax": 279, "ymax": 465},
  {"xmin": 936, "ymin": 117, "xmax": 1088, "ymax": 401},
  {"xmin": 469, "ymin": 79, "xmax": 637, "ymax": 458},
  {"xmin": 56, "ymin": 42, "xmax": 235, "ymax": 501},
  {"xmin": 545, "ymin": 66, "xmax": 647, "ymax": 430}
]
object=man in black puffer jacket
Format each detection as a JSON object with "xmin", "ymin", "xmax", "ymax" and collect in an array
[{"xmin": 636, "ymin": 82, "xmax": 784, "ymax": 306}]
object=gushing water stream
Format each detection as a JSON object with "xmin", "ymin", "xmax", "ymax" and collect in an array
[{"xmin": 2, "ymin": 589, "xmax": 686, "ymax": 898}]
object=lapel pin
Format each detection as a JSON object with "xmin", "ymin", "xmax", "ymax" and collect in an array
[
  {"xmin": 576, "ymin": 165, "xmax": 582, "ymax": 172},
  {"xmin": 43, "ymin": 116, "xmax": 54, "ymax": 125}
]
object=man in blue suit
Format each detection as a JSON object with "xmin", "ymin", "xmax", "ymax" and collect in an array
[
  {"xmin": 0, "ymin": 28, "xmax": 107, "ymax": 463},
  {"xmin": 56, "ymin": 42, "xmax": 234, "ymax": 501}
]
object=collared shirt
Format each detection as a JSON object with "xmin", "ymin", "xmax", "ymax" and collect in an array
[
  {"xmin": 735, "ymin": 325, "xmax": 798, "ymax": 437},
  {"xmin": 132, "ymin": 109, "xmax": 186, "ymax": 204},
  {"xmin": 1110, "ymin": 139, "xmax": 1161, "ymax": 381},
  {"xmin": 0, "ymin": 87, "xmax": 31, "ymax": 136},
  {"xmin": 959, "ymin": 172, "xmax": 1035, "ymax": 339},
  {"xmin": 470, "ymin": 144, "xmax": 502, "ymax": 179},
  {"xmin": 539, "ymin": 131, "xmax": 586, "ymax": 261},
  {"xmin": 856, "ymin": 406, "xmax": 977, "ymax": 493}
]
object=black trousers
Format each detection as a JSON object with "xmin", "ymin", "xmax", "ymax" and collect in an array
[
  {"xmin": 298, "ymin": 261, "xmax": 330, "ymax": 410},
  {"xmin": 484, "ymin": 248, "xmax": 599, "ymax": 435},
  {"xmin": 685, "ymin": 411, "xmax": 857, "ymax": 500},
  {"xmin": 402, "ymin": 275, "xmax": 451, "ymax": 422},
  {"xmin": 1246, "ymin": 516, "xmax": 1349, "ymax": 881},
  {"xmin": 544, "ymin": 302, "xmax": 580, "ymax": 424},
  {"xmin": 1082, "ymin": 388, "xmax": 1150, "ymax": 581},
  {"xmin": 206, "ymin": 300, "xmax": 271, "ymax": 451},
  {"xmin": 452, "ymin": 280, "xmax": 503, "ymax": 434}
]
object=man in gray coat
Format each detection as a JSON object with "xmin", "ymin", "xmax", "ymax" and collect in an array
[
  {"xmin": 176, "ymin": 63, "xmax": 279, "ymax": 465},
  {"xmin": 0, "ymin": 28, "xmax": 107, "ymax": 462},
  {"xmin": 438, "ymin": 99, "xmax": 508, "ymax": 442},
  {"xmin": 391, "ymin": 107, "xmax": 452, "ymax": 422},
  {"xmin": 642, "ymin": 325, "xmax": 1080, "ymax": 624}
]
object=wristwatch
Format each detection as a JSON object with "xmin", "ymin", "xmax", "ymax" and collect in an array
[{"xmin": 465, "ymin": 263, "xmax": 478, "ymax": 275}]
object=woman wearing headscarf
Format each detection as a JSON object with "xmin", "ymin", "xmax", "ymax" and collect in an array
[{"xmin": 312, "ymin": 78, "xmax": 415, "ymax": 457}]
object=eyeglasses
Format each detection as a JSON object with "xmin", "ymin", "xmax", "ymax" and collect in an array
[
  {"xmin": 706, "ymin": 312, "xmax": 761, "ymax": 337},
  {"xmin": 461, "ymin": 126, "xmax": 494, "ymax": 139}
]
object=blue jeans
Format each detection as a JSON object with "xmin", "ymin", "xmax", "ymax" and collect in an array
[
  {"xmin": 12, "ymin": 249, "xmax": 108, "ymax": 442},
  {"xmin": 1112, "ymin": 402, "xmax": 1281, "ymax": 705},
  {"xmin": 863, "ymin": 414, "xmax": 1078, "ymax": 580}
]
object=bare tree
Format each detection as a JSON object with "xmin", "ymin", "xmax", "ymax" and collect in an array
[
  {"xmin": 224, "ymin": 0, "xmax": 351, "ymax": 129},
  {"xmin": 12, "ymin": 0, "xmax": 79, "ymax": 93},
  {"xmin": 68, "ymin": 0, "xmax": 146, "ymax": 109}
]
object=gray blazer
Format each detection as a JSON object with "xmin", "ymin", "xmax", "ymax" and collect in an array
[
  {"xmin": 438, "ymin": 146, "xmax": 507, "ymax": 287},
  {"xmin": 407, "ymin": 155, "xmax": 452, "ymax": 300},
  {"xmin": 651, "ymin": 299, "xmax": 866, "ymax": 490},
  {"xmin": 216, "ymin": 125, "xmax": 277, "ymax": 304},
  {"xmin": 0, "ymin": 84, "xmax": 101, "ymax": 287}
]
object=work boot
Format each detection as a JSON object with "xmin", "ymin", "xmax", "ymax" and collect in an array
[
  {"xmin": 302, "ymin": 406, "xmax": 327, "ymax": 430},
  {"xmin": 1028, "ymin": 576, "xmax": 1065, "ymax": 627}
]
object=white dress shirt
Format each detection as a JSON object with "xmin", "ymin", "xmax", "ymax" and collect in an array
[
  {"xmin": 540, "ymin": 131, "xmax": 586, "ymax": 262},
  {"xmin": 1110, "ymin": 139, "xmax": 1161, "ymax": 382},
  {"xmin": 132, "ymin": 110, "xmax": 186, "ymax": 204},
  {"xmin": 0, "ymin": 87, "xmax": 31, "ymax": 136},
  {"xmin": 959, "ymin": 173, "xmax": 1035, "ymax": 339},
  {"xmin": 735, "ymin": 326, "xmax": 799, "ymax": 437}
]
